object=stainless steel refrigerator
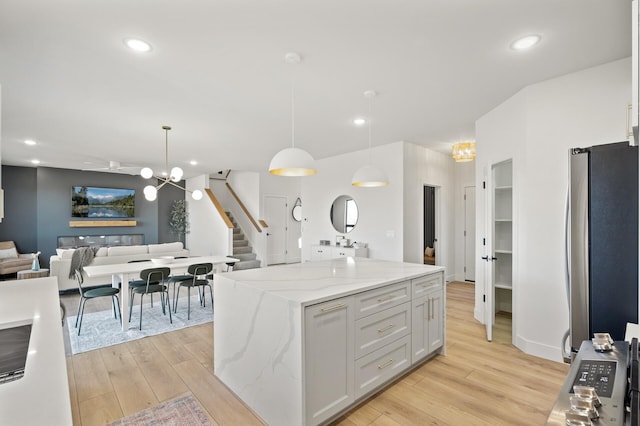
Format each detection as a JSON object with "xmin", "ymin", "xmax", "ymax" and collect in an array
[{"xmin": 567, "ymin": 142, "xmax": 638, "ymax": 353}]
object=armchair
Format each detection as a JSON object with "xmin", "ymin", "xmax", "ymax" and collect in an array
[{"xmin": 0, "ymin": 241, "xmax": 35, "ymax": 275}]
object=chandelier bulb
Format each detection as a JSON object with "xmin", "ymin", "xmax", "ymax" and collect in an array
[
  {"xmin": 143, "ymin": 185, "xmax": 157, "ymax": 201},
  {"xmin": 140, "ymin": 167, "xmax": 153, "ymax": 179},
  {"xmin": 170, "ymin": 166, "xmax": 184, "ymax": 182},
  {"xmin": 192, "ymin": 189, "xmax": 203, "ymax": 200}
]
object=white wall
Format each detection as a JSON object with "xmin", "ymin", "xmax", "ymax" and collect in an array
[
  {"xmin": 186, "ymin": 174, "xmax": 232, "ymax": 256},
  {"xmin": 475, "ymin": 57, "xmax": 632, "ymax": 362},
  {"xmin": 453, "ymin": 161, "xmax": 475, "ymax": 281},
  {"xmin": 227, "ymin": 171, "xmax": 260, "ymax": 219},
  {"xmin": 302, "ymin": 142, "xmax": 404, "ymax": 261},
  {"xmin": 301, "ymin": 140, "xmax": 456, "ymax": 279},
  {"xmin": 402, "ymin": 143, "xmax": 456, "ymax": 281}
]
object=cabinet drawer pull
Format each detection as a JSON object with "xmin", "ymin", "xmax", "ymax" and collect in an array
[
  {"xmin": 377, "ymin": 359, "xmax": 394, "ymax": 370},
  {"xmin": 320, "ymin": 303, "xmax": 346, "ymax": 313},
  {"xmin": 377, "ymin": 323, "xmax": 395, "ymax": 334},
  {"xmin": 377, "ymin": 295, "xmax": 395, "ymax": 303},
  {"xmin": 431, "ymin": 298, "xmax": 435, "ymax": 320}
]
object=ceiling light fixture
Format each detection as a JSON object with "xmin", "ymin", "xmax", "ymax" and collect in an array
[
  {"xmin": 353, "ymin": 117, "xmax": 366, "ymax": 127},
  {"xmin": 452, "ymin": 141, "xmax": 476, "ymax": 162},
  {"xmin": 31, "ymin": 159, "xmax": 40, "ymax": 165},
  {"xmin": 352, "ymin": 90, "xmax": 389, "ymax": 187},
  {"xmin": 24, "ymin": 139, "xmax": 36, "ymax": 146},
  {"xmin": 140, "ymin": 126, "xmax": 203, "ymax": 202},
  {"xmin": 124, "ymin": 38, "xmax": 152, "ymax": 53},
  {"xmin": 510, "ymin": 35, "xmax": 541, "ymax": 51},
  {"xmin": 268, "ymin": 52, "xmax": 317, "ymax": 177}
]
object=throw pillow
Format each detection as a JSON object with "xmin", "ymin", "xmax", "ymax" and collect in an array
[
  {"xmin": 0, "ymin": 247, "xmax": 18, "ymax": 259},
  {"xmin": 425, "ymin": 247, "xmax": 435, "ymax": 257}
]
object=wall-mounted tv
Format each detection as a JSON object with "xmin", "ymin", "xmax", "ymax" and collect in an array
[{"xmin": 72, "ymin": 186, "xmax": 135, "ymax": 218}]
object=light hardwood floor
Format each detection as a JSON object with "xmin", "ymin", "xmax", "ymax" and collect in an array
[{"xmin": 61, "ymin": 281, "xmax": 568, "ymax": 425}]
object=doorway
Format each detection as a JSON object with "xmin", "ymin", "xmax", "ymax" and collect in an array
[
  {"xmin": 483, "ymin": 159, "xmax": 513, "ymax": 344},
  {"xmin": 263, "ymin": 195, "xmax": 287, "ymax": 265},
  {"xmin": 464, "ymin": 186, "xmax": 476, "ymax": 282},
  {"xmin": 423, "ymin": 185, "xmax": 437, "ymax": 265}
]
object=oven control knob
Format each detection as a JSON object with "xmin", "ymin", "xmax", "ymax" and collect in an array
[{"xmin": 573, "ymin": 386, "xmax": 601, "ymax": 408}]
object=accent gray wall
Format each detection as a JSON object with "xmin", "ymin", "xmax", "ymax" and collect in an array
[
  {"xmin": 0, "ymin": 166, "xmax": 38, "ymax": 254},
  {"xmin": 0, "ymin": 166, "xmax": 184, "ymax": 270}
]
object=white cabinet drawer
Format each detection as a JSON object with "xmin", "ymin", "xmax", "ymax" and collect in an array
[
  {"xmin": 354, "ymin": 281, "xmax": 411, "ymax": 319},
  {"xmin": 412, "ymin": 273, "xmax": 442, "ymax": 298},
  {"xmin": 355, "ymin": 302, "xmax": 411, "ymax": 359},
  {"xmin": 354, "ymin": 335, "xmax": 411, "ymax": 399}
]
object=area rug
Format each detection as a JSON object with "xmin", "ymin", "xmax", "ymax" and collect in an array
[
  {"xmin": 106, "ymin": 393, "xmax": 211, "ymax": 426},
  {"xmin": 67, "ymin": 294, "xmax": 213, "ymax": 354}
]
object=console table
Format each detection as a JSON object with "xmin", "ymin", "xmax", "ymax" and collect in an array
[{"xmin": 17, "ymin": 269, "xmax": 49, "ymax": 280}]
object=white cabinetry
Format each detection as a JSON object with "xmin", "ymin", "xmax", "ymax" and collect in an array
[
  {"xmin": 411, "ymin": 276, "xmax": 444, "ymax": 363},
  {"xmin": 304, "ymin": 272, "xmax": 444, "ymax": 424},
  {"xmin": 310, "ymin": 245, "xmax": 369, "ymax": 261},
  {"xmin": 304, "ymin": 297, "xmax": 354, "ymax": 426}
]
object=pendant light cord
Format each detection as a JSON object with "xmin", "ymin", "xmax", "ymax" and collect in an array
[
  {"xmin": 165, "ymin": 127, "xmax": 169, "ymax": 175},
  {"xmin": 291, "ymin": 71, "xmax": 295, "ymax": 149},
  {"xmin": 368, "ymin": 95, "xmax": 373, "ymax": 164}
]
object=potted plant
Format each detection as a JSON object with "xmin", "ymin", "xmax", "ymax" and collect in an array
[{"xmin": 169, "ymin": 200, "xmax": 190, "ymax": 245}]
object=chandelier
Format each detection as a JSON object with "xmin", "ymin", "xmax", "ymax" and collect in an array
[
  {"xmin": 140, "ymin": 126, "xmax": 203, "ymax": 201},
  {"xmin": 452, "ymin": 141, "xmax": 476, "ymax": 162}
]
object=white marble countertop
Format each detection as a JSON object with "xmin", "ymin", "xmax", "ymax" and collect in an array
[
  {"xmin": 0, "ymin": 277, "xmax": 72, "ymax": 425},
  {"xmin": 216, "ymin": 258, "xmax": 444, "ymax": 306}
]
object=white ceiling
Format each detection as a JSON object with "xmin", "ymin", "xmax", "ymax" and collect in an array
[{"xmin": 0, "ymin": 0, "xmax": 632, "ymax": 178}]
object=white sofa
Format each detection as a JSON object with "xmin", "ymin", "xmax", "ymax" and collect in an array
[{"xmin": 50, "ymin": 242, "xmax": 190, "ymax": 292}]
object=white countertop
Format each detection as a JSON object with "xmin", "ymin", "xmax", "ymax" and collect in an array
[
  {"xmin": 216, "ymin": 258, "xmax": 444, "ymax": 305},
  {"xmin": 0, "ymin": 277, "xmax": 72, "ymax": 426}
]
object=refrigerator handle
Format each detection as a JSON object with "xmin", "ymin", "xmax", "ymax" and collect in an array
[{"xmin": 561, "ymin": 187, "xmax": 572, "ymax": 362}]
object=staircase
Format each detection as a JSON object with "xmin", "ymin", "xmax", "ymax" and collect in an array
[{"xmin": 227, "ymin": 211, "xmax": 261, "ymax": 271}]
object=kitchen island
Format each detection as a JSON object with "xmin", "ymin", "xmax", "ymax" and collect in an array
[{"xmin": 214, "ymin": 258, "xmax": 445, "ymax": 425}]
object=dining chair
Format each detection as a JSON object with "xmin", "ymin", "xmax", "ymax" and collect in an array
[
  {"xmin": 173, "ymin": 262, "xmax": 213, "ymax": 320},
  {"xmin": 127, "ymin": 259, "xmax": 156, "ymax": 306},
  {"xmin": 74, "ymin": 270, "xmax": 121, "ymax": 335},
  {"xmin": 130, "ymin": 267, "xmax": 172, "ymax": 330}
]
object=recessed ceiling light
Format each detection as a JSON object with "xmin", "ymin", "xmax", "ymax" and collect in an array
[
  {"xmin": 510, "ymin": 35, "xmax": 541, "ymax": 51},
  {"xmin": 353, "ymin": 118, "xmax": 367, "ymax": 127},
  {"xmin": 24, "ymin": 139, "xmax": 36, "ymax": 146},
  {"xmin": 31, "ymin": 159, "xmax": 40, "ymax": 165},
  {"xmin": 190, "ymin": 160, "xmax": 197, "ymax": 166},
  {"xmin": 124, "ymin": 38, "xmax": 152, "ymax": 53}
]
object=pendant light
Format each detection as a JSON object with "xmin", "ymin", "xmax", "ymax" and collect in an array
[
  {"xmin": 352, "ymin": 90, "xmax": 388, "ymax": 187},
  {"xmin": 268, "ymin": 52, "xmax": 317, "ymax": 176}
]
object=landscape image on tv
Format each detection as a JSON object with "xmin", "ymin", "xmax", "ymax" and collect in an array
[{"xmin": 72, "ymin": 186, "xmax": 135, "ymax": 218}]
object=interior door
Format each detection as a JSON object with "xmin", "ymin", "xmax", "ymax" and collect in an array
[
  {"xmin": 483, "ymin": 168, "xmax": 495, "ymax": 342},
  {"xmin": 464, "ymin": 186, "xmax": 476, "ymax": 281},
  {"xmin": 264, "ymin": 195, "xmax": 287, "ymax": 265}
]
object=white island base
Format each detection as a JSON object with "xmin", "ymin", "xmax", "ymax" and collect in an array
[{"xmin": 214, "ymin": 258, "xmax": 445, "ymax": 425}]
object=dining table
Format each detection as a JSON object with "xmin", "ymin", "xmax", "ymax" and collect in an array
[{"xmin": 83, "ymin": 255, "xmax": 239, "ymax": 331}]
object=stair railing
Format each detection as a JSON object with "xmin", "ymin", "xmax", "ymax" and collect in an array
[
  {"xmin": 205, "ymin": 189, "xmax": 234, "ymax": 229},
  {"xmin": 225, "ymin": 183, "xmax": 262, "ymax": 233}
]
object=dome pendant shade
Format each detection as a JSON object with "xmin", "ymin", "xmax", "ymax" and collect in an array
[
  {"xmin": 351, "ymin": 164, "xmax": 388, "ymax": 187},
  {"xmin": 269, "ymin": 147, "xmax": 317, "ymax": 176}
]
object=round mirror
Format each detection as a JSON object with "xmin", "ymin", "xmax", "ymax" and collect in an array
[
  {"xmin": 292, "ymin": 205, "xmax": 302, "ymax": 222},
  {"xmin": 330, "ymin": 195, "xmax": 359, "ymax": 233}
]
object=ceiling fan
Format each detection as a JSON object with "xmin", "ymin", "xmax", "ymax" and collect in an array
[{"xmin": 82, "ymin": 160, "xmax": 140, "ymax": 174}]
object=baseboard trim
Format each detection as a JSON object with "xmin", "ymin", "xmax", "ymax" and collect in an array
[{"xmin": 516, "ymin": 334, "xmax": 564, "ymax": 363}]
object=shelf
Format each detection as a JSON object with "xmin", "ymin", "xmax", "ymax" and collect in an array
[
  {"xmin": 495, "ymin": 283, "xmax": 512, "ymax": 290},
  {"xmin": 495, "ymin": 186, "xmax": 513, "ymax": 190},
  {"xmin": 494, "ymin": 250, "xmax": 512, "ymax": 254},
  {"xmin": 494, "ymin": 219, "xmax": 512, "ymax": 222},
  {"xmin": 69, "ymin": 220, "xmax": 137, "ymax": 228}
]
